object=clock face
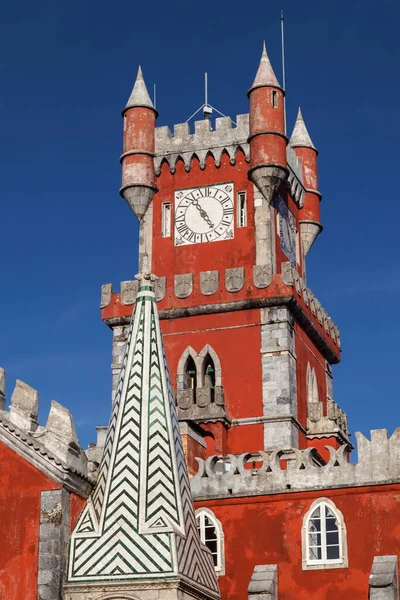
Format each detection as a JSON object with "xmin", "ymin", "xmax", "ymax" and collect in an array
[
  {"xmin": 174, "ymin": 183, "xmax": 234, "ymax": 246},
  {"xmin": 277, "ymin": 195, "xmax": 296, "ymax": 265}
]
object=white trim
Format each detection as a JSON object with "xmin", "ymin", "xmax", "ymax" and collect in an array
[{"xmin": 302, "ymin": 497, "xmax": 348, "ymax": 570}]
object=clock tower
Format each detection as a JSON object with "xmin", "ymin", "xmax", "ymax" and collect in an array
[{"xmin": 101, "ymin": 44, "xmax": 348, "ymax": 467}]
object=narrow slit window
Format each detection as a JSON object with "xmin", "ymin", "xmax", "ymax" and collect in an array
[
  {"xmin": 162, "ymin": 202, "xmax": 171, "ymax": 237},
  {"xmin": 237, "ymin": 192, "xmax": 247, "ymax": 227},
  {"xmin": 272, "ymin": 90, "xmax": 278, "ymax": 108}
]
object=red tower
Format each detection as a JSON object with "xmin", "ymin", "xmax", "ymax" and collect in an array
[{"xmin": 99, "ymin": 48, "xmax": 400, "ymax": 600}]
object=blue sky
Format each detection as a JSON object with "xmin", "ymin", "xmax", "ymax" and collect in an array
[{"xmin": 0, "ymin": 0, "xmax": 399, "ymax": 451}]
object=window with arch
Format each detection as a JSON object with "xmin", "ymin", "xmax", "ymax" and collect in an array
[
  {"xmin": 184, "ymin": 356, "xmax": 197, "ymax": 390},
  {"xmin": 196, "ymin": 509, "xmax": 225, "ymax": 574},
  {"xmin": 302, "ymin": 498, "xmax": 348, "ymax": 570},
  {"xmin": 203, "ymin": 354, "xmax": 216, "ymax": 397}
]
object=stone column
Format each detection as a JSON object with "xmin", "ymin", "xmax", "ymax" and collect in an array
[
  {"xmin": 38, "ymin": 489, "xmax": 70, "ymax": 600},
  {"xmin": 260, "ymin": 307, "xmax": 298, "ymax": 448}
]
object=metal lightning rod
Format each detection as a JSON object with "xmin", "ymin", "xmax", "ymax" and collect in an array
[{"xmin": 281, "ymin": 10, "xmax": 287, "ymax": 134}]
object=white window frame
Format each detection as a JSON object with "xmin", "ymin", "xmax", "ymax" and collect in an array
[
  {"xmin": 302, "ymin": 498, "xmax": 348, "ymax": 570},
  {"xmin": 272, "ymin": 90, "xmax": 278, "ymax": 108},
  {"xmin": 196, "ymin": 508, "xmax": 225, "ymax": 575},
  {"xmin": 161, "ymin": 201, "xmax": 171, "ymax": 237},
  {"xmin": 236, "ymin": 191, "xmax": 247, "ymax": 228}
]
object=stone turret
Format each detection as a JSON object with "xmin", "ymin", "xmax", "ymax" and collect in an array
[
  {"xmin": 290, "ymin": 108, "xmax": 322, "ymax": 256},
  {"xmin": 120, "ymin": 66, "xmax": 158, "ymax": 220},
  {"xmin": 248, "ymin": 43, "xmax": 287, "ymax": 203}
]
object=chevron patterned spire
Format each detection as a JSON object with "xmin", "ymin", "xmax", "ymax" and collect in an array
[{"xmin": 66, "ymin": 276, "xmax": 219, "ymax": 599}]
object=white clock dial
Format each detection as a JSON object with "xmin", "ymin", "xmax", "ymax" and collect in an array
[{"xmin": 174, "ymin": 183, "xmax": 234, "ymax": 246}]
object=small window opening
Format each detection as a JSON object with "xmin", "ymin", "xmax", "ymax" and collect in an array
[
  {"xmin": 272, "ymin": 90, "xmax": 278, "ymax": 108},
  {"xmin": 203, "ymin": 355, "xmax": 216, "ymax": 390},
  {"xmin": 237, "ymin": 191, "xmax": 247, "ymax": 227},
  {"xmin": 162, "ymin": 202, "xmax": 171, "ymax": 237},
  {"xmin": 184, "ymin": 356, "xmax": 197, "ymax": 390}
]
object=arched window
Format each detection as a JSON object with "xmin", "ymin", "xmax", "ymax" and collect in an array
[
  {"xmin": 302, "ymin": 498, "xmax": 348, "ymax": 570},
  {"xmin": 203, "ymin": 354, "xmax": 216, "ymax": 389},
  {"xmin": 184, "ymin": 356, "xmax": 197, "ymax": 390},
  {"xmin": 196, "ymin": 508, "xmax": 225, "ymax": 575}
]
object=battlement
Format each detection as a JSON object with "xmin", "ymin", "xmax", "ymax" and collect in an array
[
  {"xmin": 190, "ymin": 429, "xmax": 400, "ymax": 500},
  {"xmin": 0, "ymin": 368, "xmax": 93, "ymax": 496},
  {"xmin": 154, "ymin": 115, "xmax": 304, "ymax": 206}
]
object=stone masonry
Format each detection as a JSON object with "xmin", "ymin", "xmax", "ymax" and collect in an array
[{"xmin": 260, "ymin": 306, "xmax": 298, "ymax": 448}]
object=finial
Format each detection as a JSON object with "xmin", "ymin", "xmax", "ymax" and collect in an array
[
  {"xmin": 249, "ymin": 42, "xmax": 281, "ymax": 92},
  {"xmin": 290, "ymin": 107, "xmax": 316, "ymax": 150},
  {"xmin": 262, "ymin": 40, "xmax": 267, "ymax": 56},
  {"xmin": 136, "ymin": 253, "xmax": 157, "ymax": 282},
  {"xmin": 124, "ymin": 65, "xmax": 156, "ymax": 113}
]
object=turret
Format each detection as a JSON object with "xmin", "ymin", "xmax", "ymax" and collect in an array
[
  {"xmin": 248, "ymin": 43, "xmax": 287, "ymax": 203},
  {"xmin": 290, "ymin": 108, "xmax": 322, "ymax": 256},
  {"xmin": 120, "ymin": 66, "xmax": 158, "ymax": 220}
]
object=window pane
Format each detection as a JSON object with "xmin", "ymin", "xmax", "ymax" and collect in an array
[
  {"xmin": 309, "ymin": 546, "xmax": 322, "ymax": 560},
  {"xmin": 327, "ymin": 545, "xmax": 340, "ymax": 560},
  {"xmin": 309, "ymin": 532, "xmax": 321, "ymax": 547},
  {"xmin": 207, "ymin": 540, "xmax": 218, "ymax": 554},
  {"xmin": 309, "ymin": 518, "xmax": 321, "ymax": 532},
  {"xmin": 326, "ymin": 517, "xmax": 338, "ymax": 531},
  {"xmin": 326, "ymin": 531, "xmax": 339, "ymax": 546},
  {"xmin": 310, "ymin": 507, "xmax": 321, "ymax": 519}
]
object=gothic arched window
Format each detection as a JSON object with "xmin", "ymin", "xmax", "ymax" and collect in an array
[
  {"xmin": 302, "ymin": 498, "xmax": 348, "ymax": 570},
  {"xmin": 196, "ymin": 508, "xmax": 225, "ymax": 574},
  {"xmin": 184, "ymin": 356, "xmax": 197, "ymax": 390},
  {"xmin": 203, "ymin": 354, "xmax": 216, "ymax": 389}
]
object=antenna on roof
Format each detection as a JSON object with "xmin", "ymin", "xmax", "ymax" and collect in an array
[
  {"xmin": 185, "ymin": 72, "xmax": 235, "ymax": 125},
  {"xmin": 281, "ymin": 10, "xmax": 287, "ymax": 134}
]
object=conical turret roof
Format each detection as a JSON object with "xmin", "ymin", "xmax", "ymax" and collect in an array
[
  {"xmin": 290, "ymin": 108, "xmax": 316, "ymax": 150},
  {"xmin": 250, "ymin": 41, "xmax": 281, "ymax": 91},
  {"xmin": 67, "ymin": 265, "xmax": 219, "ymax": 598},
  {"xmin": 125, "ymin": 66, "xmax": 155, "ymax": 112}
]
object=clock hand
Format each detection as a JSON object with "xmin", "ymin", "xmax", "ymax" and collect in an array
[{"xmin": 191, "ymin": 197, "xmax": 214, "ymax": 229}]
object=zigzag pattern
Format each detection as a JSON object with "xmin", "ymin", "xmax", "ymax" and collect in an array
[
  {"xmin": 68, "ymin": 281, "xmax": 219, "ymax": 596},
  {"xmin": 144, "ymin": 313, "xmax": 181, "ymax": 530}
]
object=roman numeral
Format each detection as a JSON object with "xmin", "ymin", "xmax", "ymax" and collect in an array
[{"xmin": 223, "ymin": 207, "xmax": 234, "ymax": 215}]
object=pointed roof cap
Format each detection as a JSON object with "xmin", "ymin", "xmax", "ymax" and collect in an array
[
  {"xmin": 290, "ymin": 108, "xmax": 316, "ymax": 150},
  {"xmin": 248, "ymin": 42, "xmax": 282, "ymax": 95},
  {"xmin": 67, "ymin": 268, "xmax": 219, "ymax": 597},
  {"xmin": 123, "ymin": 66, "xmax": 157, "ymax": 115}
]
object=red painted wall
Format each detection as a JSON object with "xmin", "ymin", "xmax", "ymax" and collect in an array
[
  {"xmin": 153, "ymin": 151, "xmax": 255, "ymax": 278},
  {"xmin": 195, "ymin": 484, "xmax": 400, "ymax": 600},
  {"xmin": 162, "ymin": 308, "xmax": 264, "ymax": 455},
  {"xmin": 0, "ymin": 442, "xmax": 87, "ymax": 600},
  {"xmin": 0, "ymin": 443, "xmax": 59, "ymax": 600}
]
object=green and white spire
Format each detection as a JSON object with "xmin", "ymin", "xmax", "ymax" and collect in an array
[{"xmin": 66, "ymin": 262, "xmax": 219, "ymax": 599}]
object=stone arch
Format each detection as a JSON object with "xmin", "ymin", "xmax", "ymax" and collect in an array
[
  {"xmin": 198, "ymin": 345, "xmax": 222, "ymax": 387},
  {"xmin": 177, "ymin": 346, "xmax": 202, "ymax": 391}
]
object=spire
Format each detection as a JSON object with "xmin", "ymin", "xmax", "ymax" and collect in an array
[
  {"xmin": 125, "ymin": 65, "xmax": 155, "ymax": 112},
  {"xmin": 66, "ymin": 274, "xmax": 219, "ymax": 599},
  {"xmin": 290, "ymin": 108, "xmax": 316, "ymax": 150},
  {"xmin": 250, "ymin": 41, "xmax": 281, "ymax": 91}
]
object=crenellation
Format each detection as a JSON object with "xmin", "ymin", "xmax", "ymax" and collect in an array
[{"xmin": 190, "ymin": 429, "xmax": 400, "ymax": 500}]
